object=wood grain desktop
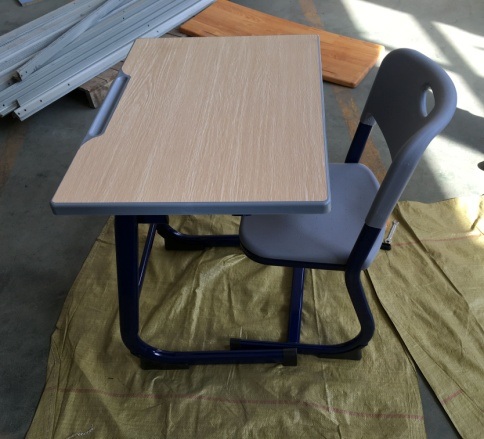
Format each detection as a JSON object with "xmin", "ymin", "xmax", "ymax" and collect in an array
[{"xmin": 52, "ymin": 35, "xmax": 329, "ymax": 215}]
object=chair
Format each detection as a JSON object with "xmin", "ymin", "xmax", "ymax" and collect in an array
[{"xmin": 232, "ymin": 48, "xmax": 457, "ymax": 360}]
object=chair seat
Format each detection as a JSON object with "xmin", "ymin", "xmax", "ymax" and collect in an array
[{"xmin": 240, "ymin": 163, "xmax": 384, "ymax": 269}]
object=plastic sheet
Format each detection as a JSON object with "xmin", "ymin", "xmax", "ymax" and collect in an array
[
  {"xmin": 368, "ymin": 195, "xmax": 484, "ymax": 438},
  {"xmin": 28, "ymin": 214, "xmax": 427, "ymax": 438}
]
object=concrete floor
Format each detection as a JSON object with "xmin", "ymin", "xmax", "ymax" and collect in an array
[{"xmin": 0, "ymin": 0, "xmax": 483, "ymax": 437}]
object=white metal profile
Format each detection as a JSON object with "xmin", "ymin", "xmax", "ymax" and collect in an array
[
  {"xmin": 1, "ymin": 0, "xmax": 187, "ymax": 114},
  {"xmin": 17, "ymin": 0, "xmax": 132, "ymax": 80},
  {"xmin": 0, "ymin": 0, "xmax": 106, "ymax": 48},
  {"xmin": 0, "ymin": 0, "xmax": 215, "ymax": 120},
  {"xmin": 0, "ymin": 0, "xmax": 108, "ymax": 90}
]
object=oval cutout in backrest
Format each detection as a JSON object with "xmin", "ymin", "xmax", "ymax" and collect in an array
[{"xmin": 423, "ymin": 86, "xmax": 435, "ymax": 116}]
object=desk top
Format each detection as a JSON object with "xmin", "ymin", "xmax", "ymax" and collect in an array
[{"xmin": 52, "ymin": 35, "xmax": 329, "ymax": 215}]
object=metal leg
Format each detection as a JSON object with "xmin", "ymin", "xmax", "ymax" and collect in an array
[
  {"xmin": 138, "ymin": 223, "xmax": 157, "ymax": 292},
  {"xmin": 231, "ymin": 227, "xmax": 380, "ymax": 361},
  {"xmin": 287, "ymin": 268, "xmax": 305, "ymax": 343},
  {"xmin": 343, "ymin": 267, "xmax": 375, "ymax": 349},
  {"xmin": 115, "ymin": 215, "xmax": 142, "ymax": 352},
  {"xmin": 230, "ymin": 338, "xmax": 363, "ymax": 360},
  {"xmin": 230, "ymin": 266, "xmax": 370, "ymax": 361},
  {"xmin": 114, "ymin": 215, "xmax": 297, "ymax": 368},
  {"xmin": 153, "ymin": 215, "xmax": 240, "ymax": 251}
]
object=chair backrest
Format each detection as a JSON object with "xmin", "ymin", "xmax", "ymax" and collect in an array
[{"xmin": 353, "ymin": 48, "xmax": 457, "ymax": 230}]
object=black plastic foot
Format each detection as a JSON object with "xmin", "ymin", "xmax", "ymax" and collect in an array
[
  {"xmin": 230, "ymin": 340, "xmax": 297, "ymax": 366},
  {"xmin": 140, "ymin": 359, "xmax": 190, "ymax": 370},
  {"xmin": 229, "ymin": 338, "xmax": 243, "ymax": 350},
  {"xmin": 163, "ymin": 236, "xmax": 208, "ymax": 251},
  {"xmin": 283, "ymin": 348, "xmax": 298, "ymax": 366}
]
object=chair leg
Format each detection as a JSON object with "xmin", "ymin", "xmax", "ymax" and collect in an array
[
  {"xmin": 344, "ymin": 268, "xmax": 375, "ymax": 347},
  {"xmin": 230, "ymin": 267, "xmax": 373, "ymax": 360},
  {"xmin": 114, "ymin": 215, "xmax": 297, "ymax": 368}
]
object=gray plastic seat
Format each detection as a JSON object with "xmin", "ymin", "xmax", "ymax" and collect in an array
[
  {"xmin": 234, "ymin": 48, "xmax": 457, "ymax": 360},
  {"xmin": 240, "ymin": 163, "xmax": 382, "ymax": 269}
]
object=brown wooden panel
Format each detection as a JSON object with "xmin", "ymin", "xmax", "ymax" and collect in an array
[{"xmin": 180, "ymin": 1, "xmax": 384, "ymax": 88}]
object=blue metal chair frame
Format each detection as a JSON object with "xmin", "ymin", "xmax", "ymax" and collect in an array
[
  {"xmin": 232, "ymin": 166, "xmax": 382, "ymax": 361},
  {"xmin": 234, "ymin": 48, "xmax": 457, "ymax": 361}
]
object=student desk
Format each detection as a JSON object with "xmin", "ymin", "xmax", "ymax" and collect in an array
[{"xmin": 52, "ymin": 35, "xmax": 330, "ymax": 368}]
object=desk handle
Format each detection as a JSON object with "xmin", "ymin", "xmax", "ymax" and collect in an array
[{"xmin": 82, "ymin": 70, "xmax": 130, "ymax": 144}]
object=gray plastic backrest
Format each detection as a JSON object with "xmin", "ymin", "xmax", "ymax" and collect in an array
[{"xmin": 362, "ymin": 48, "xmax": 457, "ymax": 229}]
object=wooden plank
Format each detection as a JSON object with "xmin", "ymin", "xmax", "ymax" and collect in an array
[
  {"xmin": 78, "ymin": 30, "xmax": 186, "ymax": 109},
  {"xmin": 53, "ymin": 36, "xmax": 328, "ymax": 214},
  {"xmin": 79, "ymin": 61, "xmax": 123, "ymax": 108},
  {"xmin": 180, "ymin": 1, "xmax": 384, "ymax": 88}
]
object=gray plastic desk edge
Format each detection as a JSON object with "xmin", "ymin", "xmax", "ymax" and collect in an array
[
  {"xmin": 317, "ymin": 35, "xmax": 331, "ymax": 216},
  {"xmin": 82, "ymin": 69, "xmax": 131, "ymax": 144},
  {"xmin": 50, "ymin": 200, "xmax": 331, "ymax": 216}
]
